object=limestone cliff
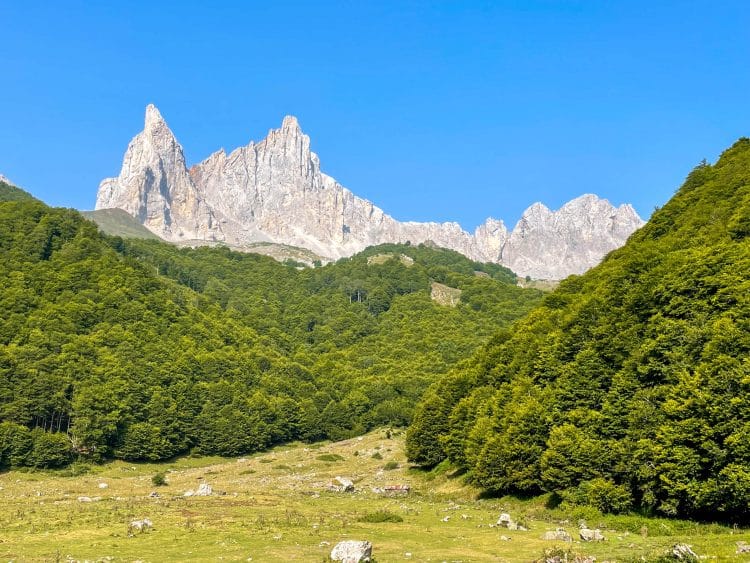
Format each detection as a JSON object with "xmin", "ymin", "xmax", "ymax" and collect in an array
[{"xmin": 97, "ymin": 106, "xmax": 644, "ymax": 279}]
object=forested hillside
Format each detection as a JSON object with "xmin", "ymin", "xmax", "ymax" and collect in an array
[
  {"xmin": 0, "ymin": 180, "xmax": 542, "ymax": 468},
  {"xmin": 406, "ymin": 139, "xmax": 750, "ymax": 522}
]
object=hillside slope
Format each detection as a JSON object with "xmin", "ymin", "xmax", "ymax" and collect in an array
[
  {"xmin": 0, "ymin": 195, "xmax": 542, "ymax": 468},
  {"xmin": 406, "ymin": 138, "xmax": 750, "ymax": 521}
]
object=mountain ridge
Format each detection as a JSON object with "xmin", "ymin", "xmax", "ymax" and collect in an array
[{"xmin": 96, "ymin": 105, "xmax": 644, "ymax": 279}]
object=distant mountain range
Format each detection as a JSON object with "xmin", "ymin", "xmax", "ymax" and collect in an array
[{"xmin": 95, "ymin": 105, "xmax": 644, "ymax": 279}]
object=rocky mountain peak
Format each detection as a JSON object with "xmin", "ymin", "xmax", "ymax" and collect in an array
[
  {"xmin": 144, "ymin": 103, "xmax": 166, "ymax": 128},
  {"xmin": 281, "ymin": 115, "xmax": 301, "ymax": 132},
  {"xmin": 96, "ymin": 106, "xmax": 644, "ymax": 279}
]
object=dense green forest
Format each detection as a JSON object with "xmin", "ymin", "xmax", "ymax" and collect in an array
[
  {"xmin": 0, "ymin": 180, "xmax": 541, "ymax": 469},
  {"xmin": 406, "ymin": 139, "xmax": 750, "ymax": 522}
]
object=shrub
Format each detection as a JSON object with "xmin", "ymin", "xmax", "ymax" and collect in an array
[
  {"xmin": 28, "ymin": 430, "xmax": 73, "ymax": 469},
  {"xmin": 316, "ymin": 453, "xmax": 344, "ymax": 462},
  {"xmin": 371, "ymin": 452, "xmax": 383, "ymax": 460},
  {"xmin": 563, "ymin": 478, "xmax": 633, "ymax": 514},
  {"xmin": 383, "ymin": 461, "xmax": 399, "ymax": 470},
  {"xmin": 152, "ymin": 472, "xmax": 168, "ymax": 486},
  {"xmin": 358, "ymin": 510, "xmax": 403, "ymax": 523}
]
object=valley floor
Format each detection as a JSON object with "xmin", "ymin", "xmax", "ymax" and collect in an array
[{"xmin": 0, "ymin": 431, "xmax": 747, "ymax": 562}]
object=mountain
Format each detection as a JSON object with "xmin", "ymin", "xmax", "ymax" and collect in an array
[
  {"xmin": 96, "ymin": 105, "xmax": 644, "ymax": 279},
  {"xmin": 406, "ymin": 138, "xmax": 750, "ymax": 521}
]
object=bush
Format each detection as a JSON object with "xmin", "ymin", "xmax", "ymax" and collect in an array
[
  {"xmin": 358, "ymin": 510, "xmax": 403, "ymax": 523},
  {"xmin": 316, "ymin": 453, "xmax": 344, "ymax": 462},
  {"xmin": 0, "ymin": 422, "xmax": 32, "ymax": 468},
  {"xmin": 28, "ymin": 430, "xmax": 73, "ymax": 469},
  {"xmin": 563, "ymin": 478, "xmax": 633, "ymax": 514},
  {"xmin": 371, "ymin": 452, "xmax": 383, "ymax": 460},
  {"xmin": 152, "ymin": 472, "xmax": 168, "ymax": 486},
  {"xmin": 383, "ymin": 461, "xmax": 399, "ymax": 470}
]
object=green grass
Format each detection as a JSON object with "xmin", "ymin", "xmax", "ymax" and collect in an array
[
  {"xmin": 316, "ymin": 453, "xmax": 345, "ymax": 463},
  {"xmin": 358, "ymin": 510, "xmax": 404, "ymax": 523},
  {"xmin": 82, "ymin": 208, "xmax": 162, "ymax": 240},
  {"xmin": 0, "ymin": 430, "xmax": 747, "ymax": 562}
]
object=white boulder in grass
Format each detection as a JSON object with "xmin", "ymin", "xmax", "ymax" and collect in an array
[{"xmin": 330, "ymin": 540, "xmax": 372, "ymax": 562}]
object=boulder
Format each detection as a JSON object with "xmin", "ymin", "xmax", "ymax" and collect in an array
[
  {"xmin": 543, "ymin": 528, "xmax": 572, "ymax": 542},
  {"xmin": 737, "ymin": 541, "xmax": 750, "ymax": 554},
  {"xmin": 330, "ymin": 540, "xmax": 372, "ymax": 562},
  {"xmin": 327, "ymin": 476, "xmax": 354, "ymax": 492},
  {"xmin": 195, "ymin": 483, "xmax": 213, "ymax": 496},
  {"xmin": 579, "ymin": 528, "xmax": 605, "ymax": 542},
  {"xmin": 129, "ymin": 518, "xmax": 153, "ymax": 532},
  {"xmin": 497, "ymin": 513, "xmax": 512, "ymax": 526},
  {"xmin": 671, "ymin": 544, "xmax": 698, "ymax": 560}
]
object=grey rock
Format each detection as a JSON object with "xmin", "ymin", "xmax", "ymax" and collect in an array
[
  {"xmin": 671, "ymin": 543, "xmax": 698, "ymax": 560},
  {"xmin": 327, "ymin": 476, "xmax": 354, "ymax": 492},
  {"xmin": 330, "ymin": 540, "xmax": 372, "ymax": 562},
  {"xmin": 497, "ymin": 513, "xmax": 512, "ymax": 525},
  {"xmin": 543, "ymin": 528, "xmax": 572, "ymax": 542},
  {"xmin": 579, "ymin": 528, "xmax": 605, "ymax": 541},
  {"xmin": 737, "ymin": 541, "xmax": 750, "ymax": 554},
  {"xmin": 98, "ymin": 106, "xmax": 644, "ymax": 280},
  {"xmin": 129, "ymin": 518, "xmax": 153, "ymax": 532},
  {"xmin": 195, "ymin": 483, "xmax": 213, "ymax": 496}
]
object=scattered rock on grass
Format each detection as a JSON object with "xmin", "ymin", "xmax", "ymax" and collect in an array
[
  {"xmin": 330, "ymin": 540, "xmax": 372, "ymax": 562},
  {"xmin": 129, "ymin": 518, "xmax": 153, "ymax": 533},
  {"xmin": 579, "ymin": 528, "xmax": 605, "ymax": 542},
  {"xmin": 327, "ymin": 476, "xmax": 354, "ymax": 492},
  {"xmin": 497, "ymin": 512, "xmax": 528, "ymax": 531},
  {"xmin": 670, "ymin": 543, "xmax": 698, "ymax": 560},
  {"xmin": 543, "ymin": 528, "xmax": 572, "ymax": 542},
  {"xmin": 737, "ymin": 541, "xmax": 750, "ymax": 554},
  {"xmin": 184, "ymin": 483, "xmax": 213, "ymax": 497}
]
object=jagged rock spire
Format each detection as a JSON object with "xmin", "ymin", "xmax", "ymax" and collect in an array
[{"xmin": 97, "ymin": 107, "xmax": 644, "ymax": 279}]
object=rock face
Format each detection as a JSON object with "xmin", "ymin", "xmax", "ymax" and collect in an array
[{"xmin": 97, "ymin": 105, "xmax": 644, "ymax": 279}]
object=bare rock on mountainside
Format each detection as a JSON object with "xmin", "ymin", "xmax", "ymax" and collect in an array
[{"xmin": 97, "ymin": 106, "xmax": 644, "ymax": 279}]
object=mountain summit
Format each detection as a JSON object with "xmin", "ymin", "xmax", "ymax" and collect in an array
[{"xmin": 96, "ymin": 106, "xmax": 644, "ymax": 279}]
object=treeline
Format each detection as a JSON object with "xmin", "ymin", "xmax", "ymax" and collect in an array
[
  {"xmin": 0, "ymin": 181, "xmax": 542, "ymax": 468},
  {"xmin": 406, "ymin": 139, "xmax": 750, "ymax": 522}
]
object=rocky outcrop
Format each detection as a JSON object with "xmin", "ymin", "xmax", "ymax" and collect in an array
[
  {"xmin": 97, "ymin": 105, "xmax": 644, "ymax": 279},
  {"xmin": 501, "ymin": 195, "xmax": 643, "ymax": 279},
  {"xmin": 96, "ymin": 105, "xmax": 221, "ymax": 242}
]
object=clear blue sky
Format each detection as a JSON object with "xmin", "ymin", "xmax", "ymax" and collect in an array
[{"xmin": 1, "ymin": 1, "xmax": 748, "ymax": 230}]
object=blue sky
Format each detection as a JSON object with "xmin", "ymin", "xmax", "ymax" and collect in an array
[{"xmin": 1, "ymin": 1, "xmax": 748, "ymax": 230}]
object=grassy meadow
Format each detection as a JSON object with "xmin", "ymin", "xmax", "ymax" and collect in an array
[{"xmin": 0, "ymin": 430, "xmax": 747, "ymax": 562}]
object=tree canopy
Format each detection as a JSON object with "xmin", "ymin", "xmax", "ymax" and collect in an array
[
  {"xmin": 406, "ymin": 138, "xmax": 750, "ymax": 522},
  {"xmin": 0, "ymin": 181, "xmax": 542, "ymax": 468}
]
